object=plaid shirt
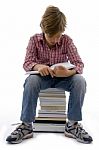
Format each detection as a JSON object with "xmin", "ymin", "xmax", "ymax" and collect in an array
[{"xmin": 23, "ymin": 33, "xmax": 84, "ymax": 74}]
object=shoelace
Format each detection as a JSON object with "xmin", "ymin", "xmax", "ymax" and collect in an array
[
  {"xmin": 12, "ymin": 122, "xmax": 35, "ymax": 130},
  {"xmin": 75, "ymin": 123, "xmax": 88, "ymax": 138},
  {"xmin": 11, "ymin": 122, "xmax": 21, "ymax": 126}
]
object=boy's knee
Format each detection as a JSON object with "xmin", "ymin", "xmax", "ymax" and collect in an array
[
  {"xmin": 24, "ymin": 75, "xmax": 41, "ymax": 88},
  {"xmin": 73, "ymin": 74, "xmax": 86, "ymax": 91}
]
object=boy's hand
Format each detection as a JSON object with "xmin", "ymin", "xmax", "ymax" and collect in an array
[
  {"xmin": 53, "ymin": 66, "xmax": 76, "ymax": 77},
  {"xmin": 34, "ymin": 64, "xmax": 55, "ymax": 77}
]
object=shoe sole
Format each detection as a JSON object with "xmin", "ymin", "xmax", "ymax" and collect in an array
[
  {"xmin": 8, "ymin": 133, "xmax": 33, "ymax": 144},
  {"xmin": 64, "ymin": 131, "xmax": 76, "ymax": 139},
  {"xmin": 64, "ymin": 131, "xmax": 92, "ymax": 144}
]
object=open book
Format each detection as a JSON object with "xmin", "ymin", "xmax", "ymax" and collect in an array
[{"xmin": 25, "ymin": 62, "xmax": 75, "ymax": 75}]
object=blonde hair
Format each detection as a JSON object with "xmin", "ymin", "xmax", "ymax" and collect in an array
[{"xmin": 40, "ymin": 6, "xmax": 67, "ymax": 37}]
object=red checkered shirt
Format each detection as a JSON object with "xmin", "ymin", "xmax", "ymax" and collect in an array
[{"xmin": 23, "ymin": 33, "xmax": 84, "ymax": 74}]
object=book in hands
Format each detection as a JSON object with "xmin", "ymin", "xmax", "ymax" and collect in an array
[
  {"xmin": 50, "ymin": 62, "xmax": 75, "ymax": 70},
  {"xmin": 25, "ymin": 62, "xmax": 75, "ymax": 75},
  {"xmin": 25, "ymin": 70, "xmax": 39, "ymax": 75}
]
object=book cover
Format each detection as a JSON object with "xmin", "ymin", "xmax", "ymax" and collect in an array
[{"xmin": 33, "ymin": 122, "xmax": 65, "ymax": 133}]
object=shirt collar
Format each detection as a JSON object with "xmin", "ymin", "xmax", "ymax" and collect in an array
[{"xmin": 38, "ymin": 33, "xmax": 62, "ymax": 46}]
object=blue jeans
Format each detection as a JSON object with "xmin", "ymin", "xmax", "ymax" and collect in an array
[{"xmin": 20, "ymin": 74, "xmax": 86, "ymax": 123}]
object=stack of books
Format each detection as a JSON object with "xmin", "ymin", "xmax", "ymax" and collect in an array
[{"xmin": 33, "ymin": 88, "xmax": 66, "ymax": 133}]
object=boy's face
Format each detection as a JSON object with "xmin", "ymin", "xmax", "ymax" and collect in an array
[{"xmin": 45, "ymin": 32, "xmax": 62, "ymax": 46}]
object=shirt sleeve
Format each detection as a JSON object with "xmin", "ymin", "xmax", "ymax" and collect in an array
[
  {"xmin": 23, "ymin": 37, "xmax": 37, "ymax": 72},
  {"xmin": 66, "ymin": 37, "xmax": 84, "ymax": 74}
]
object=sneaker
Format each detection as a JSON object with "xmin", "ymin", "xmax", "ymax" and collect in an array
[
  {"xmin": 6, "ymin": 123, "xmax": 33, "ymax": 144},
  {"xmin": 64, "ymin": 122, "xmax": 93, "ymax": 144}
]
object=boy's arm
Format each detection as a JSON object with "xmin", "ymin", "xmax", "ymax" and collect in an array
[
  {"xmin": 23, "ymin": 37, "xmax": 37, "ymax": 72},
  {"xmin": 66, "ymin": 37, "xmax": 84, "ymax": 74}
]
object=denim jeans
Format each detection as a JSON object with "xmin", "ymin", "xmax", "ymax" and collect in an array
[{"xmin": 20, "ymin": 74, "xmax": 86, "ymax": 123}]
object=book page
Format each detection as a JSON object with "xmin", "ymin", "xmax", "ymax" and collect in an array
[
  {"xmin": 25, "ymin": 70, "xmax": 39, "ymax": 75},
  {"xmin": 50, "ymin": 62, "xmax": 75, "ymax": 70}
]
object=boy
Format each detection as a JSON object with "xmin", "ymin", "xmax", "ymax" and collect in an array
[{"xmin": 6, "ymin": 5, "xmax": 93, "ymax": 144}]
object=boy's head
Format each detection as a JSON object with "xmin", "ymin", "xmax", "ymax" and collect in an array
[{"xmin": 40, "ymin": 6, "xmax": 66, "ymax": 37}]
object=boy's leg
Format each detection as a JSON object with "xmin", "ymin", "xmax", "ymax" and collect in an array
[
  {"xmin": 67, "ymin": 74, "xmax": 86, "ymax": 121},
  {"xmin": 55, "ymin": 74, "xmax": 86, "ymax": 121},
  {"xmin": 20, "ymin": 75, "xmax": 53, "ymax": 123},
  {"xmin": 6, "ymin": 75, "xmax": 53, "ymax": 144},
  {"xmin": 54, "ymin": 74, "xmax": 92, "ymax": 143}
]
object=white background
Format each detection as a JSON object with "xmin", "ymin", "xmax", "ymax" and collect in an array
[{"xmin": 0, "ymin": 0, "xmax": 99, "ymax": 149}]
